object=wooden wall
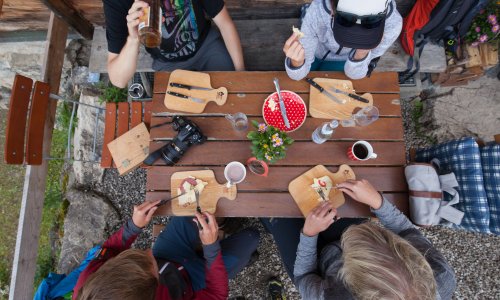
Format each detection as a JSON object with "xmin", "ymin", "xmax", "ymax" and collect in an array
[{"xmin": 0, "ymin": 0, "xmax": 308, "ymax": 33}]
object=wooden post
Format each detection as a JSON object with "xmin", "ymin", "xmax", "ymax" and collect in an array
[
  {"xmin": 9, "ymin": 12, "xmax": 68, "ymax": 300},
  {"xmin": 41, "ymin": 0, "xmax": 94, "ymax": 40}
]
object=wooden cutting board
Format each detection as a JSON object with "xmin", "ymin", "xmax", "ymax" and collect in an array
[
  {"xmin": 170, "ymin": 170, "xmax": 237, "ymax": 215},
  {"xmin": 288, "ymin": 164, "xmax": 356, "ymax": 217},
  {"xmin": 164, "ymin": 70, "xmax": 228, "ymax": 113},
  {"xmin": 107, "ymin": 122, "xmax": 150, "ymax": 175},
  {"xmin": 309, "ymin": 78, "xmax": 373, "ymax": 120}
]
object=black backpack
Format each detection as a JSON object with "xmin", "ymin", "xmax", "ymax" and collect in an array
[{"xmin": 400, "ymin": 0, "xmax": 481, "ymax": 82}]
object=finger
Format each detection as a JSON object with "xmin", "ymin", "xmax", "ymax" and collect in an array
[
  {"xmin": 139, "ymin": 199, "xmax": 161, "ymax": 212},
  {"xmin": 284, "ymin": 33, "xmax": 298, "ymax": 48},
  {"xmin": 145, "ymin": 206, "xmax": 158, "ymax": 220},
  {"xmin": 325, "ymin": 207, "xmax": 337, "ymax": 220},
  {"xmin": 287, "ymin": 42, "xmax": 300, "ymax": 55},
  {"xmin": 298, "ymin": 48, "xmax": 305, "ymax": 60},
  {"xmin": 193, "ymin": 218, "xmax": 203, "ymax": 230},
  {"xmin": 126, "ymin": 11, "xmax": 143, "ymax": 22},
  {"xmin": 338, "ymin": 187, "xmax": 357, "ymax": 199},
  {"xmin": 196, "ymin": 212, "xmax": 209, "ymax": 229},
  {"xmin": 311, "ymin": 202, "xmax": 324, "ymax": 216},
  {"xmin": 291, "ymin": 46, "xmax": 303, "ymax": 61},
  {"xmin": 129, "ymin": 1, "xmax": 148, "ymax": 14},
  {"xmin": 203, "ymin": 212, "xmax": 217, "ymax": 231},
  {"xmin": 127, "ymin": 19, "xmax": 140, "ymax": 29},
  {"xmin": 318, "ymin": 202, "xmax": 333, "ymax": 218},
  {"xmin": 337, "ymin": 180, "xmax": 356, "ymax": 189}
]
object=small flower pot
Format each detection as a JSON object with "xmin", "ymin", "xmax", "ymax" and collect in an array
[{"xmin": 246, "ymin": 157, "xmax": 269, "ymax": 177}]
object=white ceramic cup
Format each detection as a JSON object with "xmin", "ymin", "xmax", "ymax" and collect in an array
[
  {"xmin": 347, "ymin": 140, "xmax": 378, "ymax": 161},
  {"xmin": 224, "ymin": 161, "xmax": 247, "ymax": 187}
]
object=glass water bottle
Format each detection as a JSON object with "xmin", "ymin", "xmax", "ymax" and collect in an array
[{"xmin": 312, "ymin": 120, "xmax": 339, "ymax": 144}]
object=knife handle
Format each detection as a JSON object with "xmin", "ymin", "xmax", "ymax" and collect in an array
[
  {"xmin": 348, "ymin": 93, "xmax": 369, "ymax": 103},
  {"xmin": 305, "ymin": 78, "xmax": 324, "ymax": 92},
  {"xmin": 167, "ymin": 91, "xmax": 188, "ymax": 99},
  {"xmin": 170, "ymin": 82, "xmax": 191, "ymax": 90}
]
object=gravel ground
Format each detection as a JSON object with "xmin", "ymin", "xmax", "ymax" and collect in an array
[{"xmin": 85, "ymin": 83, "xmax": 500, "ymax": 299}]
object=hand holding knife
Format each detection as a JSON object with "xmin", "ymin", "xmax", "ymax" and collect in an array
[{"xmin": 273, "ymin": 77, "xmax": 291, "ymax": 128}]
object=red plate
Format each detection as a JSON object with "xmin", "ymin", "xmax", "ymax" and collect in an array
[{"xmin": 262, "ymin": 91, "xmax": 307, "ymax": 132}]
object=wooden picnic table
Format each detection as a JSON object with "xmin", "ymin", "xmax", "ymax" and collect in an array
[{"xmin": 146, "ymin": 71, "xmax": 408, "ymax": 217}]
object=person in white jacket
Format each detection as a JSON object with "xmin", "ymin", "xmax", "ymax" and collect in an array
[{"xmin": 284, "ymin": 0, "xmax": 402, "ymax": 80}]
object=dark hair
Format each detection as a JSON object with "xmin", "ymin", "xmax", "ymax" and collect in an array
[{"xmin": 77, "ymin": 249, "xmax": 158, "ymax": 300}]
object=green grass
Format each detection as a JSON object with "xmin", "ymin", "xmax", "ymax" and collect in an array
[
  {"xmin": 0, "ymin": 102, "xmax": 74, "ymax": 298},
  {"xmin": 0, "ymin": 110, "xmax": 24, "ymax": 298}
]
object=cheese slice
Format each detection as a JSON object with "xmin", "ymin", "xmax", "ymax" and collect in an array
[
  {"xmin": 311, "ymin": 176, "xmax": 333, "ymax": 201},
  {"xmin": 292, "ymin": 26, "xmax": 305, "ymax": 39},
  {"xmin": 177, "ymin": 176, "xmax": 208, "ymax": 206}
]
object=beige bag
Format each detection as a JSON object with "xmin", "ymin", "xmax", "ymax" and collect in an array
[{"xmin": 405, "ymin": 160, "xmax": 464, "ymax": 226}]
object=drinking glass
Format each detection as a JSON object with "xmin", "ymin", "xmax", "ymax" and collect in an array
[
  {"xmin": 354, "ymin": 106, "xmax": 379, "ymax": 126},
  {"xmin": 225, "ymin": 112, "xmax": 248, "ymax": 131}
]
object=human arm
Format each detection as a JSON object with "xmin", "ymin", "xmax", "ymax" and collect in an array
[
  {"xmin": 104, "ymin": 0, "xmax": 148, "ymax": 88},
  {"xmin": 284, "ymin": 1, "xmax": 322, "ymax": 81},
  {"xmin": 213, "ymin": 5, "xmax": 245, "ymax": 71},
  {"xmin": 337, "ymin": 179, "xmax": 414, "ymax": 233},
  {"xmin": 293, "ymin": 203, "xmax": 337, "ymax": 299},
  {"xmin": 194, "ymin": 212, "xmax": 229, "ymax": 299},
  {"xmin": 343, "ymin": 0, "xmax": 403, "ymax": 79}
]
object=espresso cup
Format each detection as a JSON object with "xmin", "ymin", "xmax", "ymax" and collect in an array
[
  {"xmin": 224, "ymin": 161, "xmax": 247, "ymax": 187},
  {"xmin": 347, "ymin": 141, "xmax": 377, "ymax": 161}
]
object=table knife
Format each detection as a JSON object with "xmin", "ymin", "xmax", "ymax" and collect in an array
[
  {"xmin": 167, "ymin": 91, "xmax": 205, "ymax": 104},
  {"xmin": 170, "ymin": 82, "xmax": 213, "ymax": 91},
  {"xmin": 328, "ymin": 87, "xmax": 370, "ymax": 103},
  {"xmin": 155, "ymin": 192, "xmax": 185, "ymax": 208},
  {"xmin": 273, "ymin": 77, "xmax": 290, "ymax": 128},
  {"xmin": 305, "ymin": 78, "xmax": 346, "ymax": 104}
]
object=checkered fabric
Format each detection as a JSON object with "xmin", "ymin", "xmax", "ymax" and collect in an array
[
  {"xmin": 415, "ymin": 138, "xmax": 490, "ymax": 233},
  {"xmin": 480, "ymin": 143, "xmax": 500, "ymax": 235}
]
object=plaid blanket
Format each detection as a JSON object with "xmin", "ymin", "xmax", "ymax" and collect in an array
[
  {"xmin": 415, "ymin": 138, "xmax": 490, "ymax": 233},
  {"xmin": 480, "ymin": 143, "xmax": 500, "ymax": 235}
]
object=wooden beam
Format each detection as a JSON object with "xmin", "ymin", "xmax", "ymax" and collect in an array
[
  {"xmin": 9, "ymin": 12, "xmax": 68, "ymax": 300},
  {"xmin": 41, "ymin": 0, "xmax": 93, "ymax": 40}
]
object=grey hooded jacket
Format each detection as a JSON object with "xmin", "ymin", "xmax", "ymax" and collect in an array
[
  {"xmin": 285, "ymin": 0, "xmax": 403, "ymax": 80},
  {"xmin": 293, "ymin": 197, "xmax": 457, "ymax": 300}
]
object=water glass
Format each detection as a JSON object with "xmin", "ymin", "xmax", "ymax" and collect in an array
[{"xmin": 354, "ymin": 106, "xmax": 379, "ymax": 127}]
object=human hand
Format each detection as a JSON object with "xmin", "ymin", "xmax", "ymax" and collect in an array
[
  {"xmin": 283, "ymin": 33, "xmax": 305, "ymax": 68},
  {"xmin": 132, "ymin": 199, "xmax": 160, "ymax": 228},
  {"xmin": 193, "ymin": 212, "xmax": 219, "ymax": 245},
  {"xmin": 337, "ymin": 179, "xmax": 382, "ymax": 209},
  {"xmin": 126, "ymin": 0, "xmax": 149, "ymax": 40},
  {"xmin": 353, "ymin": 49, "xmax": 370, "ymax": 60},
  {"xmin": 303, "ymin": 202, "xmax": 337, "ymax": 237}
]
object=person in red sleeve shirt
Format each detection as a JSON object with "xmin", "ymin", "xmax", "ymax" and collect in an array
[{"xmin": 74, "ymin": 199, "xmax": 260, "ymax": 299}]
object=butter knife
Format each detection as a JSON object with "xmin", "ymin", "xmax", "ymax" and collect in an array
[
  {"xmin": 305, "ymin": 78, "xmax": 346, "ymax": 104},
  {"xmin": 328, "ymin": 87, "xmax": 369, "ymax": 103},
  {"xmin": 167, "ymin": 91, "xmax": 205, "ymax": 104},
  {"xmin": 273, "ymin": 78, "xmax": 290, "ymax": 128}
]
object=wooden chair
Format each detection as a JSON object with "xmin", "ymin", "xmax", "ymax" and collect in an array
[
  {"xmin": 5, "ymin": 75, "xmax": 50, "ymax": 165},
  {"xmin": 101, "ymin": 101, "xmax": 153, "ymax": 168}
]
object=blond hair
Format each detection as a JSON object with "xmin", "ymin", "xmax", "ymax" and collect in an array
[
  {"xmin": 339, "ymin": 222, "xmax": 437, "ymax": 300},
  {"xmin": 77, "ymin": 249, "xmax": 157, "ymax": 300}
]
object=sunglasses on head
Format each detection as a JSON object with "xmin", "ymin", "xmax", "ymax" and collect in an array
[{"xmin": 335, "ymin": 11, "xmax": 386, "ymax": 29}]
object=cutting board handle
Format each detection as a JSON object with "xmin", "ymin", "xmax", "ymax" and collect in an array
[{"xmin": 213, "ymin": 87, "xmax": 228, "ymax": 106}]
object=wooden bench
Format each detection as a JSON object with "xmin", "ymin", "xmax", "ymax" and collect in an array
[
  {"xmin": 4, "ymin": 74, "xmax": 51, "ymax": 165},
  {"xmin": 89, "ymin": 2, "xmax": 446, "ymax": 73},
  {"xmin": 101, "ymin": 101, "xmax": 153, "ymax": 168}
]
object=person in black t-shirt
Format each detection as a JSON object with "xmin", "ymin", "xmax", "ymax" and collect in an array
[{"xmin": 104, "ymin": 0, "xmax": 245, "ymax": 87}]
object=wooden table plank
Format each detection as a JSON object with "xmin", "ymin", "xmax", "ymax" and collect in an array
[
  {"xmin": 154, "ymin": 72, "xmax": 400, "ymax": 94},
  {"xmin": 146, "ymin": 166, "xmax": 408, "ymax": 192},
  {"xmin": 148, "ymin": 141, "xmax": 406, "ymax": 166},
  {"xmin": 147, "ymin": 191, "xmax": 408, "ymax": 217},
  {"xmin": 151, "ymin": 116, "xmax": 404, "ymax": 142},
  {"xmin": 151, "ymin": 93, "xmax": 402, "ymax": 117}
]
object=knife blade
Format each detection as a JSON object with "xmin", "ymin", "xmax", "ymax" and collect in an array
[
  {"xmin": 328, "ymin": 87, "xmax": 370, "ymax": 103},
  {"xmin": 305, "ymin": 78, "xmax": 346, "ymax": 104},
  {"xmin": 273, "ymin": 78, "xmax": 290, "ymax": 128},
  {"xmin": 167, "ymin": 91, "xmax": 205, "ymax": 104},
  {"xmin": 155, "ymin": 192, "xmax": 185, "ymax": 208},
  {"xmin": 170, "ymin": 82, "xmax": 213, "ymax": 91}
]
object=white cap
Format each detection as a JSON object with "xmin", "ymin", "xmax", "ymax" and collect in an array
[{"xmin": 337, "ymin": 0, "xmax": 389, "ymax": 16}]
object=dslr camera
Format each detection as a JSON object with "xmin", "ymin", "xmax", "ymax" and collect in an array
[{"xmin": 144, "ymin": 116, "xmax": 206, "ymax": 166}]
